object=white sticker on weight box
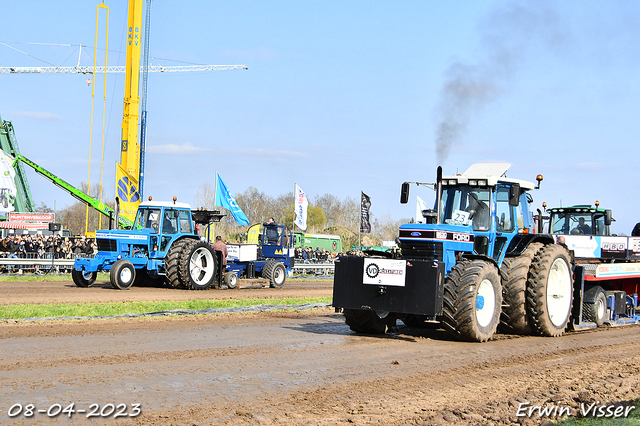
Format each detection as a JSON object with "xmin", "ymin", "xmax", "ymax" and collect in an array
[{"xmin": 362, "ymin": 258, "xmax": 406, "ymax": 286}]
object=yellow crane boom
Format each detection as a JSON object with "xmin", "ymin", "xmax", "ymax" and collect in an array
[{"xmin": 116, "ymin": 0, "xmax": 145, "ymax": 221}]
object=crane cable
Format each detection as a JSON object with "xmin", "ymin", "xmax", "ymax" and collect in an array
[{"xmin": 85, "ymin": 1, "xmax": 109, "ymax": 235}]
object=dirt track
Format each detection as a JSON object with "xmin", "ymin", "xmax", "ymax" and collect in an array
[{"xmin": 1, "ymin": 278, "xmax": 639, "ymax": 425}]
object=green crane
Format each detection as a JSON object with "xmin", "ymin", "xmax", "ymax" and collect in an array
[
  {"xmin": 0, "ymin": 115, "xmax": 34, "ymax": 214},
  {"xmin": 11, "ymin": 154, "xmax": 133, "ymax": 229}
]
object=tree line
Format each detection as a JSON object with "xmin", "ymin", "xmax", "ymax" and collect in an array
[{"xmin": 43, "ymin": 182, "xmax": 411, "ymax": 251}]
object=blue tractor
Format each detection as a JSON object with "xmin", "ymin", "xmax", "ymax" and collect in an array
[
  {"xmin": 73, "ymin": 199, "xmax": 225, "ymax": 290},
  {"xmin": 333, "ymin": 163, "xmax": 574, "ymax": 342}
]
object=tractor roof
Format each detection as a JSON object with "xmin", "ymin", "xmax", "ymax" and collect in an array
[
  {"xmin": 138, "ymin": 200, "xmax": 192, "ymax": 209},
  {"xmin": 443, "ymin": 163, "xmax": 537, "ymax": 190}
]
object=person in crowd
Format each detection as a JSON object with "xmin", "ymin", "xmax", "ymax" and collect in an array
[{"xmin": 212, "ymin": 235, "xmax": 228, "ymax": 267}]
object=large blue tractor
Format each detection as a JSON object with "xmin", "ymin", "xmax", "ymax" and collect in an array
[
  {"xmin": 73, "ymin": 199, "xmax": 225, "ymax": 290},
  {"xmin": 333, "ymin": 163, "xmax": 574, "ymax": 342}
]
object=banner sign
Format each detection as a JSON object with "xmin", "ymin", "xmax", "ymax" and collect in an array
[
  {"xmin": 362, "ymin": 258, "xmax": 406, "ymax": 286},
  {"xmin": 216, "ymin": 173, "xmax": 249, "ymax": 226},
  {"xmin": 0, "ymin": 150, "xmax": 17, "ymax": 216},
  {"xmin": 360, "ymin": 191, "xmax": 371, "ymax": 233},
  {"xmin": 294, "ymin": 184, "xmax": 308, "ymax": 231},
  {"xmin": 8, "ymin": 213, "xmax": 54, "ymax": 222}
]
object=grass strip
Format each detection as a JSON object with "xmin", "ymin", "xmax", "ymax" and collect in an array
[
  {"xmin": 0, "ymin": 273, "xmax": 109, "ymax": 282},
  {"xmin": 0, "ymin": 297, "xmax": 332, "ymax": 320},
  {"xmin": 556, "ymin": 399, "xmax": 640, "ymax": 425}
]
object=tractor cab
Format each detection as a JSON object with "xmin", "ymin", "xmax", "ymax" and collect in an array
[
  {"xmin": 547, "ymin": 204, "xmax": 613, "ymax": 236},
  {"xmin": 261, "ymin": 223, "xmax": 294, "ymax": 258},
  {"xmin": 133, "ymin": 200, "xmax": 195, "ymax": 254},
  {"xmin": 399, "ymin": 163, "xmax": 540, "ymax": 272}
]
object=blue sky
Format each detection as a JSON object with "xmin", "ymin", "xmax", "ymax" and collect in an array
[{"xmin": 1, "ymin": 1, "xmax": 639, "ymax": 234}]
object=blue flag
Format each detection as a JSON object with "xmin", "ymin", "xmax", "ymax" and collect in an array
[{"xmin": 216, "ymin": 173, "xmax": 249, "ymax": 226}]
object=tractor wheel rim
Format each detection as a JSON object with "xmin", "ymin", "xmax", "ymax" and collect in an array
[
  {"xmin": 476, "ymin": 279, "xmax": 495, "ymax": 328},
  {"xmin": 274, "ymin": 266, "xmax": 285, "ymax": 284},
  {"xmin": 547, "ymin": 257, "xmax": 572, "ymax": 327},
  {"xmin": 190, "ymin": 247, "xmax": 214, "ymax": 285},
  {"xmin": 120, "ymin": 267, "xmax": 132, "ymax": 284},
  {"xmin": 82, "ymin": 271, "xmax": 93, "ymax": 280},
  {"xmin": 596, "ymin": 296, "xmax": 606, "ymax": 321}
]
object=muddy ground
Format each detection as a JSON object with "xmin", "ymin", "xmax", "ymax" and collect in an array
[{"xmin": 0, "ymin": 278, "xmax": 639, "ymax": 425}]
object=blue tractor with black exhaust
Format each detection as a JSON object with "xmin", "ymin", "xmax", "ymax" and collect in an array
[{"xmin": 333, "ymin": 163, "xmax": 574, "ymax": 342}]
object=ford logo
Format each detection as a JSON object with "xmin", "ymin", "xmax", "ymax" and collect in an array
[{"xmin": 411, "ymin": 232, "xmax": 421, "ymax": 236}]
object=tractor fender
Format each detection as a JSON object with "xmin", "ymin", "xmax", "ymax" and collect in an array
[
  {"xmin": 458, "ymin": 253, "xmax": 502, "ymax": 279},
  {"xmin": 504, "ymin": 234, "xmax": 555, "ymax": 257}
]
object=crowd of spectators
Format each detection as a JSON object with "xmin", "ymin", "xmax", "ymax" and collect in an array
[
  {"xmin": 294, "ymin": 246, "xmax": 336, "ymax": 263},
  {"xmin": 0, "ymin": 234, "xmax": 97, "ymax": 273}
]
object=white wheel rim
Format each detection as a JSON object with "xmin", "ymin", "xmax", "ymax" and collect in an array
[
  {"xmin": 596, "ymin": 295, "xmax": 606, "ymax": 321},
  {"xmin": 274, "ymin": 266, "xmax": 285, "ymax": 285},
  {"xmin": 229, "ymin": 274, "xmax": 237, "ymax": 286},
  {"xmin": 476, "ymin": 279, "xmax": 496, "ymax": 328},
  {"xmin": 190, "ymin": 247, "xmax": 214, "ymax": 285},
  {"xmin": 82, "ymin": 271, "xmax": 93, "ymax": 281},
  {"xmin": 120, "ymin": 267, "xmax": 133, "ymax": 284},
  {"xmin": 547, "ymin": 258, "xmax": 572, "ymax": 327}
]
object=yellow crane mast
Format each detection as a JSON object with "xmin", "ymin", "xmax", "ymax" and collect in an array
[{"xmin": 116, "ymin": 0, "xmax": 144, "ymax": 222}]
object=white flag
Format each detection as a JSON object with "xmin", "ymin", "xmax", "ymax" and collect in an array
[
  {"xmin": 416, "ymin": 196, "xmax": 428, "ymax": 223},
  {"xmin": 294, "ymin": 184, "xmax": 308, "ymax": 230}
]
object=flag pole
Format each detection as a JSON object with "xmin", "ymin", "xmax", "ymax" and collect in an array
[
  {"xmin": 211, "ymin": 171, "xmax": 218, "ymax": 242},
  {"xmin": 358, "ymin": 191, "xmax": 361, "ymax": 252}
]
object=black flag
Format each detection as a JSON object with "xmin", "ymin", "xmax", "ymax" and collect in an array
[{"xmin": 360, "ymin": 191, "xmax": 371, "ymax": 233}]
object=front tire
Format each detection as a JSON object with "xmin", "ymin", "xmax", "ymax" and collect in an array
[
  {"xmin": 72, "ymin": 269, "xmax": 97, "ymax": 288},
  {"xmin": 442, "ymin": 259, "xmax": 502, "ymax": 342},
  {"xmin": 110, "ymin": 260, "xmax": 136, "ymax": 290},
  {"xmin": 527, "ymin": 244, "xmax": 573, "ymax": 337},
  {"xmin": 223, "ymin": 271, "xmax": 238, "ymax": 289},
  {"xmin": 344, "ymin": 308, "xmax": 396, "ymax": 334},
  {"xmin": 179, "ymin": 240, "xmax": 217, "ymax": 290}
]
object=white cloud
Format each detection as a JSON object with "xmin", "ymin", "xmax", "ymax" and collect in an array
[
  {"xmin": 148, "ymin": 143, "xmax": 212, "ymax": 154},
  {"xmin": 10, "ymin": 111, "xmax": 64, "ymax": 121},
  {"xmin": 233, "ymin": 148, "xmax": 307, "ymax": 159},
  {"xmin": 574, "ymin": 162, "xmax": 604, "ymax": 171}
]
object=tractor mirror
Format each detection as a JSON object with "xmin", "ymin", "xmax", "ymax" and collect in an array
[
  {"xmin": 605, "ymin": 209, "xmax": 612, "ymax": 226},
  {"xmin": 173, "ymin": 210, "xmax": 179, "ymax": 218},
  {"xmin": 509, "ymin": 184, "xmax": 520, "ymax": 207},
  {"xmin": 400, "ymin": 182, "xmax": 410, "ymax": 204}
]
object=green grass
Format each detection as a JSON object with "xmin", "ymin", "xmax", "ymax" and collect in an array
[
  {"xmin": 556, "ymin": 400, "xmax": 640, "ymax": 425},
  {"xmin": 0, "ymin": 297, "xmax": 333, "ymax": 320}
]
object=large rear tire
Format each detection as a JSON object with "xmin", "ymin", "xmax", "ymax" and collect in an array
[
  {"xmin": 110, "ymin": 260, "xmax": 136, "ymax": 290},
  {"xmin": 527, "ymin": 244, "xmax": 573, "ymax": 337},
  {"xmin": 583, "ymin": 286, "xmax": 607, "ymax": 326},
  {"xmin": 344, "ymin": 308, "xmax": 396, "ymax": 334},
  {"xmin": 262, "ymin": 261, "xmax": 287, "ymax": 288},
  {"xmin": 442, "ymin": 259, "xmax": 502, "ymax": 342},
  {"xmin": 499, "ymin": 242, "xmax": 543, "ymax": 334},
  {"xmin": 179, "ymin": 240, "xmax": 217, "ymax": 290},
  {"xmin": 72, "ymin": 269, "xmax": 97, "ymax": 288},
  {"xmin": 165, "ymin": 239, "xmax": 190, "ymax": 288}
]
